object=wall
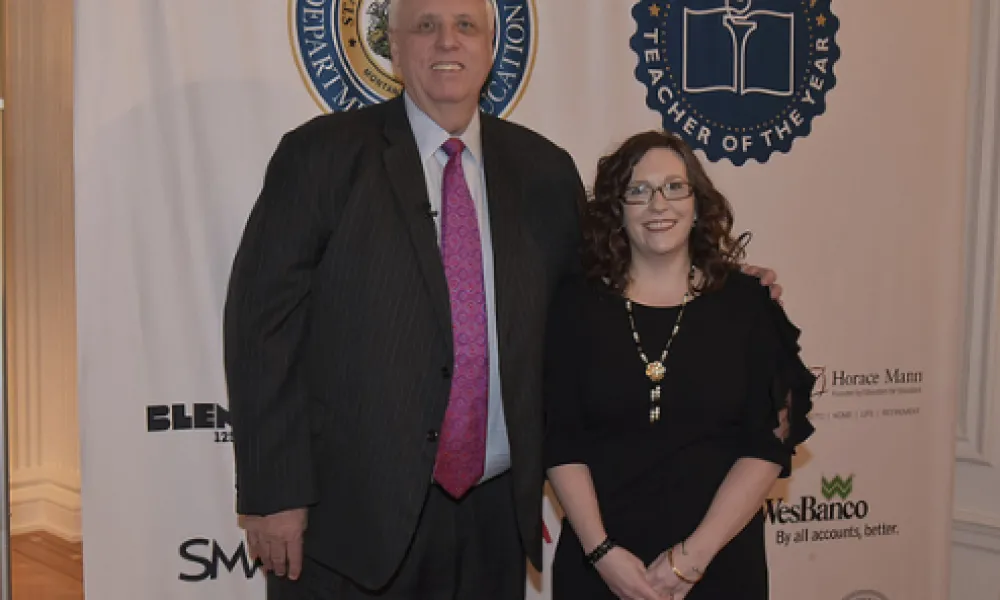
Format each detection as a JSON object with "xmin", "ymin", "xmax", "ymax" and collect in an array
[{"xmin": 952, "ymin": 1, "xmax": 1000, "ymax": 597}]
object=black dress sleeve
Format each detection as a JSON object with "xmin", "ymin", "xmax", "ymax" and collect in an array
[
  {"xmin": 740, "ymin": 289, "xmax": 817, "ymax": 478},
  {"xmin": 543, "ymin": 279, "xmax": 589, "ymax": 470}
]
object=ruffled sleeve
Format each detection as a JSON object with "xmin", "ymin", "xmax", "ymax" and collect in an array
[{"xmin": 741, "ymin": 290, "xmax": 816, "ymax": 478}]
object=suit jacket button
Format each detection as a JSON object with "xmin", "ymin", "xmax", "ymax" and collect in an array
[
  {"xmin": 426, "ymin": 430, "xmax": 439, "ymax": 442},
  {"xmin": 441, "ymin": 366, "xmax": 452, "ymax": 379}
]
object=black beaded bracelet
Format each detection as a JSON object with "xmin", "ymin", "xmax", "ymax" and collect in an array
[{"xmin": 584, "ymin": 537, "xmax": 617, "ymax": 566}]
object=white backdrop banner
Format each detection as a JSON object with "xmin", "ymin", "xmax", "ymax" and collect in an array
[{"xmin": 74, "ymin": 1, "xmax": 965, "ymax": 599}]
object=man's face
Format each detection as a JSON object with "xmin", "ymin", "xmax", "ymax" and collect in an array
[{"xmin": 389, "ymin": 0, "xmax": 495, "ymax": 123}]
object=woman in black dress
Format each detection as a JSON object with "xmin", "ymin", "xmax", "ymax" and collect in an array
[{"xmin": 543, "ymin": 131, "xmax": 815, "ymax": 600}]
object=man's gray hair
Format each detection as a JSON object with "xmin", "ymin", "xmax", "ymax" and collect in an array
[{"xmin": 388, "ymin": 0, "xmax": 496, "ymax": 30}]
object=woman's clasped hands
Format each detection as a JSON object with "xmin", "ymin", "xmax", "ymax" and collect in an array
[{"xmin": 594, "ymin": 542, "xmax": 703, "ymax": 600}]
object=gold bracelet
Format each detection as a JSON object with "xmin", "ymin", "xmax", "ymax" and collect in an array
[{"xmin": 666, "ymin": 546, "xmax": 702, "ymax": 585}]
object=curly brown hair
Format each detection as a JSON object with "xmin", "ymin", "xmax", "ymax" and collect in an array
[{"xmin": 582, "ymin": 130, "xmax": 748, "ymax": 294}]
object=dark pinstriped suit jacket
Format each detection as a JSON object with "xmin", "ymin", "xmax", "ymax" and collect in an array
[{"xmin": 222, "ymin": 96, "xmax": 585, "ymax": 590}]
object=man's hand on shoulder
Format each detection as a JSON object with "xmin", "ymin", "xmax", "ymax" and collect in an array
[
  {"xmin": 240, "ymin": 507, "xmax": 308, "ymax": 580},
  {"xmin": 741, "ymin": 264, "xmax": 783, "ymax": 303}
]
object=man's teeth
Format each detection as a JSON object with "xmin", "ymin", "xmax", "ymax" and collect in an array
[{"xmin": 433, "ymin": 63, "xmax": 462, "ymax": 71}]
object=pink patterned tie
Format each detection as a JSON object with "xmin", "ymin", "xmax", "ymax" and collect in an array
[{"xmin": 432, "ymin": 137, "xmax": 489, "ymax": 499}]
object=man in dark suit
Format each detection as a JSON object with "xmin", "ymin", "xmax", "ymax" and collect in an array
[{"xmin": 223, "ymin": 0, "xmax": 780, "ymax": 598}]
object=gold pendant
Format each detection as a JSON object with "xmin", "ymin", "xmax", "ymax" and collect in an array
[{"xmin": 646, "ymin": 361, "xmax": 666, "ymax": 382}]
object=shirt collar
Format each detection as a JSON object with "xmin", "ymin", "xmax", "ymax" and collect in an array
[{"xmin": 403, "ymin": 91, "xmax": 483, "ymax": 165}]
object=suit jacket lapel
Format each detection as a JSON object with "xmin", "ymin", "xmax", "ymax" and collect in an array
[{"xmin": 382, "ymin": 98, "xmax": 453, "ymax": 349}]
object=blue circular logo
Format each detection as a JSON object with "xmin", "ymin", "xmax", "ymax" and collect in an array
[
  {"xmin": 290, "ymin": 0, "xmax": 536, "ymax": 117},
  {"xmin": 630, "ymin": 0, "xmax": 841, "ymax": 165}
]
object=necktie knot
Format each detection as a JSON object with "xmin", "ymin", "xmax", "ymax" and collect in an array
[{"xmin": 442, "ymin": 137, "xmax": 465, "ymax": 159}]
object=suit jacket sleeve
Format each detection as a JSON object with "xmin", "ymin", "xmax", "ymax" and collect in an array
[
  {"xmin": 223, "ymin": 130, "xmax": 326, "ymax": 515},
  {"xmin": 556, "ymin": 148, "xmax": 587, "ymax": 280}
]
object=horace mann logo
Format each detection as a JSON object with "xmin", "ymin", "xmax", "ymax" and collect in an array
[
  {"xmin": 808, "ymin": 366, "xmax": 923, "ymax": 422},
  {"xmin": 811, "ymin": 366, "xmax": 923, "ymax": 398},
  {"xmin": 146, "ymin": 403, "xmax": 233, "ymax": 443},
  {"xmin": 290, "ymin": 0, "xmax": 536, "ymax": 117},
  {"xmin": 766, "ymin": 474, "xmax": 900, "ymax": 547},
  {"xmin": 179, "ymin": 538, "xmax": 261, "ymax": 582},
  {"xmin": 630, "ymin": 0, "xmax": 841, "ymax": 165}
]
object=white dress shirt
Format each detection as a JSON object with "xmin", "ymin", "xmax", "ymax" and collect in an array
[{"xmin": 403, "ymin": 92, "xmax": 511, "ymax": 482}]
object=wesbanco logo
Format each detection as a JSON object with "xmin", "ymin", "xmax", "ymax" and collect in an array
[
  {"xmin": 179, "ymin": 538, "xmax": 261, "ymax": 582},
  {"xmin": 765, "ymin": 474, "xmax": 870, "ymax": 524},
  {"xmin": 768, "ymin": 475, "xmax": 901, "ymax": 547}
]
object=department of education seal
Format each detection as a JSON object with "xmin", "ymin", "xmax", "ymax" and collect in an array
[
  {"xmin": 290, "ymin": 0, "xmax": 536, "ymax": 117},
  {"xmin": 630, "ymin": 0, "xmax": 841, "ymax": 165}
]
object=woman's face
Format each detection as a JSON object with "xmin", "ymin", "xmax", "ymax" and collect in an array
[{"xmin": 621, "ymin": 147, "xmax": 696, "ymax": 262}]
